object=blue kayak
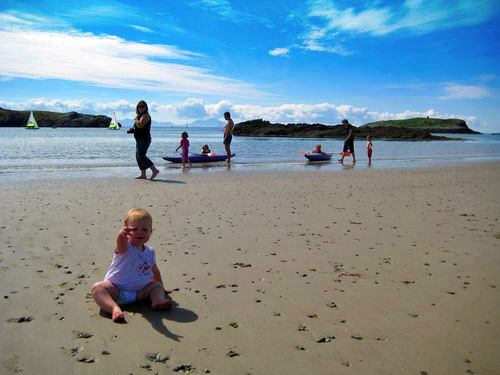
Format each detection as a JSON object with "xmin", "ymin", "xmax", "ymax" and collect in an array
[
  {"xmin": 304, "ymin": 153, "xmax": 333, "ymax": 161},
  {"xmin": 163, "ymin": 153, "xmax": 235, "ymax": 163}
]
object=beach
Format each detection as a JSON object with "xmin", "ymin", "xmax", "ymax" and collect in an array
[{"xmin": 0, "ymin": 164, "xmax": 499, "ymax": 375}]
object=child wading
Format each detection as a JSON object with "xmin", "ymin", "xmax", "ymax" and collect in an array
[
  {"xmin": 176, "ymin": 131, "xmax": 191, "ymax": 169},
  {"xmin": 367, "ymin": 135, "xmax": 373, "ymax": 164},
  {"xmin": 91, "ymin": 209, "xmax": 172, "ymax": 322}
]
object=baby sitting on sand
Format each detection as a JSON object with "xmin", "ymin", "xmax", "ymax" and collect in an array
[{"xmin": 91, "ymin": 208, "xmax": 172, "ymax": 322}]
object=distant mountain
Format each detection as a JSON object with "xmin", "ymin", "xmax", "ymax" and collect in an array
[
  {"xmin": 117, "ymin": 118, "xmax": 178, "ymax": 128},
  {"xmin": 188, "ymin": 118, "xmax": 222, "ymax": 127}
]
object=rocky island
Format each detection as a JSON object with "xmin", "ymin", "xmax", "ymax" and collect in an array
[
  {"xmin": 233, "ymin": 118, "xmax": 477, "ymax": 140},
  {"xmin": 0, "ymin": 107, "xmax": 111, "ymax": 128},
  {"xmin": 361, "ymin": 117, "xmax": 479, "ymax": 134}
]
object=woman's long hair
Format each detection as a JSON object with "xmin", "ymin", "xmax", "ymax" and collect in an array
[{"xmin": 136, "ymin": 100, "xmax": 149, "ymax": 118}]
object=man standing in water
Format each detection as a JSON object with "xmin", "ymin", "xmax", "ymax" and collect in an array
[
  {"xmin": 339, "ymin": 119, "xmax": 356, "ymax": 163},
  {"xmin": 223, "ymin": 112, "xmax": 234, "ymax": 164}
]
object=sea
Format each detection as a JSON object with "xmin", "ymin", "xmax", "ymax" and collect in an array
[{"xmin": 1, "ymin": 126, "xmax": 500, "ymax": 182}]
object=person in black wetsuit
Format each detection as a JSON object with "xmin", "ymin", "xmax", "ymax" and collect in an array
[
  {"xmin": 339, "ymin": 119, "xmax": 356, "ymax": 163},
  {"xmin": 223, "ymin": 112, "xmax": 234, "ymax": 164},
  {"xmin": 132, "ymin": 100, "xmax": 160, "ymax": 180}
]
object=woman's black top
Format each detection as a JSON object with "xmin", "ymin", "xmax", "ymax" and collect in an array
[{"xmin": 134, "ymin": 116, "xmax": 151, "ymax": 140}]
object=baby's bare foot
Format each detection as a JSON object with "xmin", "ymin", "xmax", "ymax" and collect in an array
[
  {"xmin": 112, "ymin": 307, "xmax": 125, "ymax": 322},
  {"xmin": 135, "ymin": 175, "xmax": 147, "ymax": 180},
  {"xmin": 152, "ymin": 299, "xmax": 172, "ymax": 310}
]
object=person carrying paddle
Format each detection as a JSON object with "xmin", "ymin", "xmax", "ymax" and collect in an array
[
  {"xmin": 339, "ymin": 119, "xmax": 356, "ymax": 163},
  {"xmin": 223, "ymin": 112, "xmax": 234, "ymax": 164}
]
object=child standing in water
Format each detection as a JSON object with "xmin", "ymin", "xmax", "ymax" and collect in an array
[
  {"xmin": 175, "ymin": 131, "xmax": 191, "ymax": 169},
  {"xmin": 91, "ymin": 208, "xmax": 172, "ymax": 322},
  {"xmin": 367, "ymin": 135, "xmax": 373, "ymax": 164}
]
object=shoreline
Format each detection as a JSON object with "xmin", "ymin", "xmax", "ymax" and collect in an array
[
  {"xmin": 2, "ymin": 158, "xmax": 500, "ymax": 186},
  {"xmin": 1, "ymin": 163, "xmax": 499, "ymax": 374}
]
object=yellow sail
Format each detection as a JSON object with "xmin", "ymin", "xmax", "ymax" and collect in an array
[
  {"xmin": 25, "ymin": 111, "xmax": 39, "ymax": 129},
  {"xmin": 109, "ymin": 112, "xmax": 119, "ymax": 129}
]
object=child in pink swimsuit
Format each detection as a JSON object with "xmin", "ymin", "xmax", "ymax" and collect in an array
[
  {"xmin": 367, "ymin": 136, "xmax": 373, "ymax": 164},
  {"xmin": 176, "ymin": 131, "xmax": 191, "ymax": 169}
]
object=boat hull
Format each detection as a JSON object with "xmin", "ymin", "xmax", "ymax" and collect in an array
[
  {"xmin": 163, "ymin": 154, "xmax": 235, "ymax": 163},
  {"xmin": 304, "ymin": 153, "xmax": 332, "ymax": 161}
]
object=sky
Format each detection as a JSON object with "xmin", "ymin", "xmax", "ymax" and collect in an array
[{"xmin": 0, "ymin": 0, "xmax": 499, "ymax": 131}]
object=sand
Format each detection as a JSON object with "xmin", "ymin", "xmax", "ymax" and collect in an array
[{"xmin": 0, "ymin": 163, "xmax": 499, "ymax": 375}]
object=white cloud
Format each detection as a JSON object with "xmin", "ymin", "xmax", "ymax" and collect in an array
[
  {"xmin": 0, "ymin": 13, "xmax": 263, "ymax": 97},
  {"xmin": 478, "ymin": 74, "xmax": 497, "ymax": 82},
  {"xmin": 186, "ymin": 0, "xmax": 272, "ymax": 26},
  {"xmin": 439, "ymin": 84, "xmax": 491, "ymax": 99},
  {"xmin": 130, "ymin": 25, "xmax": 154, "ymax": 33},
  {"xmin": 300, "ymin": 40, "xmax": 351, "ymax": 55},
  {"xmin": 172, "ymin": 98, "xmax": 209, "ymax": 118},
  {"xmin": 268, "ymin": 47, "xmax": 290, "ymax": 57},
  {"xmin": 276, "ymin": 0, "xmax": 497, "ymax": 56},
  {"xmin": 0, "ymin": 98, "xmax": 137, "ymax": 115},
  {"xmin": 307, "ymin": 0, "xmax": 495, "ymax": 36},
  {"xmin": 0, "ymin": 98, "xmax": 481, "ymax": 129}
]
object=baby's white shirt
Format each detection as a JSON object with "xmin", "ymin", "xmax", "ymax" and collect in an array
[{"xmin": 104, "ymin": 242, "xmax": 156, "ymax": 292}]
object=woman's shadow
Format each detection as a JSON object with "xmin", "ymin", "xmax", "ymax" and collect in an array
[{"xmin": 101, "ymin": 296, "xmax": 197, "ymax": 342}]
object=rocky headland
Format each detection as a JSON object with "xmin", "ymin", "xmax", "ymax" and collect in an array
[
  {"xmin": 233, "ymin": 118, "xmax": 473, "ymax": 140},
  {"xmin": 361, "ymin": 117, "xmax": 479, "ymax": 134},
  {"xmin": 0, "ymin": 107, "xmax": 111, "ymax": 128}
]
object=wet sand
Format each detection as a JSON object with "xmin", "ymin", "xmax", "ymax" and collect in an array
[{"xmin": 0, "ymin": 163, "xmax": 499, "ymax": 374}]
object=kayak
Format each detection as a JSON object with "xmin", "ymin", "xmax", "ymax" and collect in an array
[
  {"xmin": 304, "ymin": 153, "xmax": 333, "ymax": 161},
  {"xmin": 163, "ymin": 153, "xmax": 235, "ymax": 163}
]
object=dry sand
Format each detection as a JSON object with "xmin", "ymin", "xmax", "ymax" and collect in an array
[{"xmin": 0, "ymin": 163, "xmax": 499, "ymax": 375}]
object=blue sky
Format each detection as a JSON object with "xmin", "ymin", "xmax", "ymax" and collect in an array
[{"xmin": 1, "ymin": 0, "xmax": 499, "ymax": 131}]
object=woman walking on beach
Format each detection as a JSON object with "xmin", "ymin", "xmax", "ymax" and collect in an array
[{"xmin": 133, "ymin": 100, "xmax": 159, "ymax": 180}]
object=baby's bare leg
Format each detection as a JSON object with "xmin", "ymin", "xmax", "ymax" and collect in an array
[
  {"xmin": 91, "ymin": 281, "xmax": 124, "ymax": 321},
  {"xmin": 138, "ymin": 281, "xmax": 172, "ymax": 310}
]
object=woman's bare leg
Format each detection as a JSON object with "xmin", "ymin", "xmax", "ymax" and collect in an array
[
  {"xmin": 150, "ymin": 165, "xmax": 159, "ymax": 180},
  {"xmin": 135, "ymin": 170, "xmax": 147, "ymax": 179}
]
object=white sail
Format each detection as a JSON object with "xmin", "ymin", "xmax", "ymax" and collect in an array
[
  {"xmin": 25, "ymin": 111, "xmax": 39, "ymax": 129},
  {"xmin": 109, "ymin": 112, "xmax": 119, "ymax": 129}
]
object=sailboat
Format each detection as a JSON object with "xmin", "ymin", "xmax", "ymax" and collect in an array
[
  {"xmin": 25, "ymin": 111, "xmax": 39, "ymax": 130},
  {"xmin": 108, "ymin": 112, "xmax": 120, "ymax": 130}
]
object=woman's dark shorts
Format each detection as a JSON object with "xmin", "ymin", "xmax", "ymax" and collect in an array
[{"xmin": 343, "ymin": 140, "xmax": 354, "ymax": 153}]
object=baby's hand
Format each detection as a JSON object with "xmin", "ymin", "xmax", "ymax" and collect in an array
[{"xmin": 118, "ymin": 226, "xmax": 133, "ymax": 239}]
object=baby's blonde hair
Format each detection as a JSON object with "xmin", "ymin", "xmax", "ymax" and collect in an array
[{"xmin": 125, "ymin": 208, "xmax": 153, "ymax": 230}]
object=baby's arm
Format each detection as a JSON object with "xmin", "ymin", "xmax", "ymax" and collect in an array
[
  {"xmin": 175, "ymin": 142, "xmax": 181, "ymax": 152},
  {"xmin": 152, "ymin": 263, "xmax": 173, "ymax": 293},
  {"xmin": 116, "ymin": 225, "xmax": 130, "ymax": 254},
  {"xmin": 151, "ymin": 263, "xmax": 163, "ymax": 284}
]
